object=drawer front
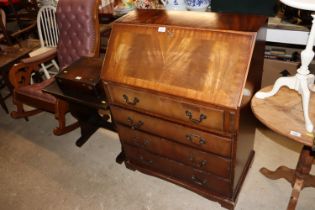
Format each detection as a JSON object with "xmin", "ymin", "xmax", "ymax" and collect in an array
[
  {"xmin": 111, "ymin": 106, "xmax": 232, "ymax": 157},
  {"xmin": 107, "ymin": 84, "xmax": 233, "ymax": 133},
  {"xmin": 118, "ymin": 124, "xmax": 231, "ymax": 178},
  {"xmin": 124, "ymin": 144, "xmax": 232, "ymax": 197}
]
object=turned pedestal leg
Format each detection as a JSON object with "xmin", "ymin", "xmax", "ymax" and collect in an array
[
  {"xmin": 69, "ymin": 103, "xmax": 116, "ymax": 147},
  {"xmin": 255, "ymin": 14, "xmax": 315, "ymax": 132},
  {"xmin": 260, "ymin": 145, "xmax": 315, "ymax": 210}
]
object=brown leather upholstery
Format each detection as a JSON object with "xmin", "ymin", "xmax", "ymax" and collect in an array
[
  {"xmin": 56, "ymin": 0, "xmax": 100, "ymax": 70},
  {"xmin": 15, "ymin": 78, "xmax": 56, "ymax": 104},
  {"xmin": 10, "ymin": 0, "xmax": 100, "ymax": 136}
]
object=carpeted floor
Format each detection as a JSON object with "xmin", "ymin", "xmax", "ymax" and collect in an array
[{"xmin": 0, "ymin": 99, "xmax": 314, "ymax": 210}]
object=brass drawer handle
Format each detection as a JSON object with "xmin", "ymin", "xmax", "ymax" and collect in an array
[
  {"xmin": 185, "ymin": 111, "xmax": 207, "ymax": 124},
  {"xmin": 139, "ymin": 156, "xmax": 153, "ymax": 165},
  {"xmin": 189, "ymin": 156, "xmax": 207, "ymax": 168},
  {"xmin": 186, "ymin": 134, "xmax": 206, "ymax": 145},
  {"xmin": 123, "ymin": 94, "xmax": 139, "ymax": 106},
  {"xmin": 191, "ymin": 175, "xmax": 207, "ymax": 186},
  {"xmin": 127, "ymin": 117, "xmax": 143, "ymax": 130}
]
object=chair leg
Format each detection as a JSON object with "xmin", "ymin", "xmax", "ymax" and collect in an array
[
  {"xmin": 51, "ymin": 59, "xmax": 59, "ymax": 72},
  {"xmin": 53, "ymin": 100, "xmax": 79, "ymax": 136},
  {"xmin": 40, "ymin": 63, "xmax": 51, "ymax": 79},
  {"xmin": 10, "ymin": 98, "xmax": 41, "ymax": 121}
]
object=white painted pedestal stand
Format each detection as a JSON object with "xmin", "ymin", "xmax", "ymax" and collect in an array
[{"xmin": 255, "ymin": 0, "xmax": 315, "ymax": 133}]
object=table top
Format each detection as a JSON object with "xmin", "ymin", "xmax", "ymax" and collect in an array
[
  {"xmin": 0, "ymin": 39, "xmax": 40, "ymax": 69},
  {"xmin": 44, "ymin": 81, "xmax": 108, "ymax": 110},
  {"xmin": 251, "ymin": 86, "xmax": 315, "ymax": 147}
]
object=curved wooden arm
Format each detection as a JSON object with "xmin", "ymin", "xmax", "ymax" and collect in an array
[
  {"xmin": 21, "ymin": 48, "xmax": 57, "ymax": 64},
  {"xmin": 9, "ymin": 62, "xmax": 36, "ymax": 88},
  {"xmin": 9, "ymin": 48, "xmax": 57, "ymax": 88}
]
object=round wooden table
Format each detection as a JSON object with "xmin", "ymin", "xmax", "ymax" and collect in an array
[{"xmin": 251, "ymin": 86, "xmax": 315, "ymax": 210}]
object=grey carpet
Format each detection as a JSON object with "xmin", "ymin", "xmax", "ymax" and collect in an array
[{"xmin": 0, "ymin": 99, "xmax": 314, "ymax": 210}]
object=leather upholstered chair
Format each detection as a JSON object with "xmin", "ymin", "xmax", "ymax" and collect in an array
[{"xmin": 9, "ymin": 0, "xmax": 100, "ymax": 135}]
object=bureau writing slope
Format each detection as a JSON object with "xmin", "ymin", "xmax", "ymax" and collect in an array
[{"xmin": 101, "ymin": 10, "xmax": 267, "ymax": 209}]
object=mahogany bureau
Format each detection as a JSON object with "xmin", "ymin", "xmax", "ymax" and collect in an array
[{"xmin": 101, "ymin": 10, "xmax": 267, "ymax": 209}]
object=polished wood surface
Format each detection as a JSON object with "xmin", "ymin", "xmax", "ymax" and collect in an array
[
  {"xmin": 111, "ymin": 105, "xmax": 232, "ymax": 157},
  {"xmin": 251, "ymin": 86, "xmax": 315, "ymax": 210},
  {"xmin": 107, "ymin": 84, "xmax": 227, "ymax": 133},
  {"xmin": 251, "ymin": 86, "xmax": 314, "ymax": 147},
  {"xmin": 102, "ymin": 10, "xmax": 267, "ymax": 109},
  {"xmin": 0, "ymin": 39, "xmax": 39, "ymax": 68},
  {"xmin": 56, "ymin": 57, "xmax": 105, "ymax": 97},
  {"xmin": 0, "ymin": 39, "xmax": 39, "ymax": 113},
  {"xmin": 124, "ymin": 144, "xmax": 232, "ymax": 197},
  {"xmin": 45, "ymin": 80, "xmax": 108, "ymax": 110},
  {"xmin": 102, "ymin": 10, "xmax": 266, "ymax": 210},
  {"xmin": 117, "ymin": 124, "xmax": 231, "ymax": 178}
]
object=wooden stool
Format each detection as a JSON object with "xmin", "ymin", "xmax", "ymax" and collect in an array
[{"xmin": 251, "ymin": 86, "xmax": 315, "ymax": 210}]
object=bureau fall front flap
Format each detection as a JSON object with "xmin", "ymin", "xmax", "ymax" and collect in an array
[{"xmin": 101, "ymin": 10, "xmax": 266, "ymax": 109}]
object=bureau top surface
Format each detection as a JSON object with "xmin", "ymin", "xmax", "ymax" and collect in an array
[
  {"xmin": 115, "ymin": 10, "xmax": 267, "ymax": 32},
  {"xmin": 101, "ymin": 10, "xmax": 266, "ymax": 109}
]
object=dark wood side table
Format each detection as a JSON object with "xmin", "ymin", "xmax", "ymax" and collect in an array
[
  {"xmin": 44, "ymin": 81, "xmax": 125, "ymax": 163},
  {"xmin": 251, "ymin": 86, "xmax": 315, "ymax": 210},
  {"xmin": 44, "ymin": 81, "xmax": 115, "ymax": 147}
]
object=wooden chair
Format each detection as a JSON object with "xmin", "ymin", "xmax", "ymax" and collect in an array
[
  {"xmin": 29, "ymin": 5, "xmax": 59, "ymax": 80},
  {"xmin": 9, "ymin": 0, "xmax": 100, "ymax": 135}
]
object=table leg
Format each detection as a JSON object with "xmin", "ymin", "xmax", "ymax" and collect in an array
[
  {"xmin": 69, "ymin": 102, "xmax": 116, "ymax": 147},
  {"xmin": 260, "ymin": 145, "xmax": 315, "ymax": 210},
  {"xmin": 75, "ymin": 120, "xmax": 100, "ymax": 147},
  {"xmin": 287, "ymin": 178, "xmax": 304, "ymax": 210},
  {"xmin": 287, "ymin": 146, "xmax": 315, "ymax": 210}
]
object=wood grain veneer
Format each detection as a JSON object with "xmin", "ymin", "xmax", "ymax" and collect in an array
[{"xmin": 101, "ymin": 10, "xmax": 267, "ymax": 210}]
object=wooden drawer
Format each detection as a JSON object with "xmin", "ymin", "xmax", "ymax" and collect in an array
[
  {"xmin": 117, "ymin": 124, "xmax": 231, "ymax": 178},
  {"xmin": 106, "ymin": 84, "xmax": 235, "ymax": 133},
  {"xmin": 111, "ymin": 106, "xmax": 233, "ymax": 157},
  {"xmin": 124, "ymin": 144, "xmax": 232, "ymax": 197}
]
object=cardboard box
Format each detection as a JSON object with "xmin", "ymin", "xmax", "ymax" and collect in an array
[
  {"xmin": 262, "ymin": 58, "xmax": 315, "ymax": 88},
  {"xmin": 262, "ymin": 59, "xmax": 299, "ymax": 87}
]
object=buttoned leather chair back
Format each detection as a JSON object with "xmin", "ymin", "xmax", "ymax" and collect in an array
[{"xmin": 56, "ymin": 0, "xmax": 100, "ymax": 70}]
